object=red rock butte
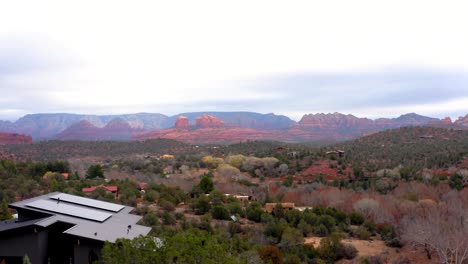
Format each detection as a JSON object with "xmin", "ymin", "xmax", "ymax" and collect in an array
[
  {"xmin": 175, "ymin": 116, "xmax": 190, "ymax": 130},
  {"xmin": 195, "ymin": 114, "xmax": 224, "ymax": 128}
]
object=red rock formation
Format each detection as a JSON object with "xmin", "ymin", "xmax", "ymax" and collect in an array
[
  {"xmin": 440, "ymin": 117, "xmax": 453, "ymax": 124},
  {"xmin": 134, "ymin": 112, "xmax": 459, "ymax": 143},
  {"xmin": 195, "ymin": 114, "xmax": 224, "ymax": 128},
  {"xmin": 454, "ymin": 114, "xmax": 468, "ymax": 127},
  {"xmin": 0, "ymin": 132, "xmax": 32, "ymax": 144},
  {"xmin": 174, "ymin": 116, "xmax": 190, "ymax": 130},
  {"xmin": 427, "ymin": 115, "xmax": 468, "ymax": 129},
  {"xmin": 297, "ymin": 112, "xmax": 441, "ymax": 139},
  {"xmin": 296, "ymin": 112, "xmax": 375, "ymax": 139}
]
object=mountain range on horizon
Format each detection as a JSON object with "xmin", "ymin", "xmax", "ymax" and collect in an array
[{"xmin": 0, "ymin": 111, "xmax": 467, "ymax": 144}]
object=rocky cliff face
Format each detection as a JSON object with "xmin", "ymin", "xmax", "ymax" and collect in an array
[
  {"xmin": 297, "ymin": 113, "xmax": 375, "ymax": 139},
  {"xmin": 0, "ymin": 132, "xmax": 32, "ymax": 144},
  {"xmin": 136, "ymin": 114, "xmax": 318, "ymax": 143},
  {"xmin": 175, "ymin": 116, "xmax": 190, "ymax": 130},
  {"xmin": 427, "ymin": 115, "xmax": 468, "ymax": 129},
  {"xmin": 162, "ymin": 112, "xmax": 294, "ymax": 130},
  {"xmin": 454, "ymin": 115, "xmax": 468, "ymax": 127},
  {"xmin": 195, "ymin": 114, "xmax": 224, "ymax": 128},
  {"xmin": 440, "ymin": 117, "xmax": 453, "ymax": 125}
]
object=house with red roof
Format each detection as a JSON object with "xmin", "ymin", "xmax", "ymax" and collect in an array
[{"xmin": 82, "ymin": 185, "xmax": 118, "ymax": 198}]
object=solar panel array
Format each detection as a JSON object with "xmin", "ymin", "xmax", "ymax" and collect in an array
[
  {"xmin": 26, "ymin": 199, "xmax": 112, "ymax": 222},
  {"xmin": 50, "ymin": 193, "xmax": 124, "ymax": 212}
]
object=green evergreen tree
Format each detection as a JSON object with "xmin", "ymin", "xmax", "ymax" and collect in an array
[
  {"xmin": 210, "ymin": 205, "xmax": 230, "ymax": 220},
  {"xmin": 198, "ymin": 176, "xmax": 214, "ymax": 194},
  {"xmin": 1, "ymin": 200, "xmax": 12, "ymax": 220},
  {"xmin": 449, "ymin": 172, "xmax": 464, "ymax": 190},
  {"xmin": 246, "ymin": 202, "xmax": 264, "ymax": 222},
  {"xmin": 86, "ymin": 164, "xmax": 104, "ymax": 179}
]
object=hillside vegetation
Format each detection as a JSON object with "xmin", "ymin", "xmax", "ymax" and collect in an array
[
  {"xmin": 333, "ymin": 126, "xmax": 468, "ymax": 170},
  {"xmin": 0, "ymin": 139, "xmax": 191, "ymax": 160}
]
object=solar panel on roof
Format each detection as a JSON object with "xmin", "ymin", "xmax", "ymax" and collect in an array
[
  {"xmin": 26, "ymin": 199, "xmax": 112, "ymax": 222},
  {"xmin": 50, "ymin": 193, "xmax": 124, "ymax": 212}
]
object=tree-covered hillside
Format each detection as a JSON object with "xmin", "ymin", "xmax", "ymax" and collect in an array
[
  {"xmin": 1, "ymin": 139, "xmax": 191, "ymax": 161},
  {"xmin": 332, "ymin": 126, "xmax": 468, "ymax": 171}
]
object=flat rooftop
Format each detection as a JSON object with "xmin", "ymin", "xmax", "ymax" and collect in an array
[{"xmin": 7, "ymin": 192, "xmax": 151, "ymax": 243}]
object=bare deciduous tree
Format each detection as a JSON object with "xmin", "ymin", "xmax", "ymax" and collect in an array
[
  {"xmin": 353, "ymin": 198, "xmax": 379, "ymax": 219},
  {"xmin": 400, "ymin": 195, "xmax": 468, "ymax": 264}
]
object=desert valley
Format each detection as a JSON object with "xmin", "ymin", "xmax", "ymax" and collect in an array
[{"xmin": 0, "ymin": 111, "xmax": 467, "ymax": 264}]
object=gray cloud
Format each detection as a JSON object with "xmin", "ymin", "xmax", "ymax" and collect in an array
[
  {"xmin": 0, "ymin": 37, "xmax": 82, "ymax": 119},
  {"xmin": 0, "ymin": 37, "xmax": 74, "ymax": 76},
  {"xmin": 249, "ymin": 69, "xmax": 468, "ymax": 107},
  {"xmin": 0, "ymin": 39, "xmax": 467, "ymax": 122},
  {"xmin": 220, "ymin": 69, "xmax": 467, "ymax": 118}
]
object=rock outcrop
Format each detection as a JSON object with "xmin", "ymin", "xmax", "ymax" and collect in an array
[
  {"xmin": 454, "ymin": 114, "xmax": 468, "ymax": 127},
  {"xmin": 136, "ymin": 114, "xmax": 314, "ymax": 143},
  {"xmin": 296, "ymin": 112, "xmax": 440, "ymax": 139},
  {"xmin": 174, "ymin": 116, "xmax": 190, "ymax": 130},
  {"xmin": 0, "ymin": 132, "xmax": 32, "ymax": 144},
  {"xmin": 427, "ymin": 114, "xmax": 468, "ymax": 129},
  {"xmin": 195, "ymin": 114, "xmax": 224, "ymax": 128}
]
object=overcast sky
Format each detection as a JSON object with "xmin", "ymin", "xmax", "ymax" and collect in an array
[{"xmin": 1, "ymin": 0, "xmax": 467, "ymax": 121}]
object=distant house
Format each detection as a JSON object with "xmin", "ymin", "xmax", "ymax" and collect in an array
[
  {"xmin": 0, "ymin": 192, "xmax": 151, "ymax": 264},
  {"xmin": 295, "ymin": 206, "xmax": 313, "ymax": 212},
  {"xmin": 264, "ymin": 203, "xmax": 295, "ymax": 213},
  {"xmin": 232, "ymin": 195, "xmax": 252, "ymax": 202},
  {"xmin": 43, "ymin": 172, "xmax": 70, "ymax": 181},
  {"xmin": 325, "ymin": 150, "xmax": 345, "ymax": 158},
  {"xmin": 82, "ymin": 185, "xmax": 118, "ymax": 198},
  {"xmin": 224, "ymin": 194, "xmax": 252, "ymax": 203},
  {"xmin": 163, "ymin": 166, "xmax": 174, "ymax": 174},
  {"xmin": 138, "ymin": 182, "xmax": 148, "ymax": 191},
  {"xmin": 419, "ymin": 135, "xmax": 434, "ymax": 139},
  {"xmin": 287, "ymin": 151, "xmax": 300, "ymax": 158},
  {"xmin": 275, "ymin": 147, "xmax": 286, "ymax": 154},
  {"xmin": 160, "ymin": 154, "xmax": 175, "ymax": 160}
]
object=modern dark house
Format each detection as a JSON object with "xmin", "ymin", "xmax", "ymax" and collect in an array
[{"xmin": 0, "ymin": 192, "xmax": 151, "ymax": 264}]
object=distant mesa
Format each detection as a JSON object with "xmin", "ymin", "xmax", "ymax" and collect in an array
[
  {"xmin": 1, "ymin": 111, "xmax": 466, "ymax": 143},
  {"xmin": 53, "ymin": 112, "xmax": 468, "ymax": 143},
  {"xmin": 0, "ymin": 132, "xmax": 32, "ymax": 144},
  {"xmin": 296, "ymin": 112, "xmax": 442, "ymax": 139},
  {"xmin": 56, "ymin": 118, "xmax": 142, "ymax": 140},
  {"xmin": 174, "ymin": 116, "xmax": 190, "ymax": 130}
]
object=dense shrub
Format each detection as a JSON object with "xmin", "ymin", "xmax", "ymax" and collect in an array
[
  {"xmin": 353, "ymin": 227, "xmax": 371, "ymax": 240},
  {"xmin": 210, "ymin": 205, "xmax": 230, "ymax": 220},
  {"xmin": 341, "ymin": 243, "xmax": 358, "ymax": 259},
  {"xmin": 258, "ymin": 245, "xmax": 283, "ymax": 264},
  {"xmin": 349, "ymin": 212, "xmax": 365, "ymax": 225},
  {"xmin": 246, "ymin": 202, "xmax": 264, "ymax": 222}
]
